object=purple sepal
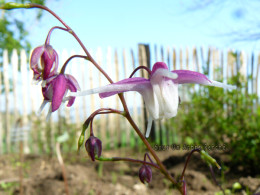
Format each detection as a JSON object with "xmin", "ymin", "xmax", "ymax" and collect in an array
[
  {"xmin": 171, "ymin": 70, "xmax": 212, "ymax": 85},
  {"xmin": 99, "ymin": 77, "xmax": 149, "ymax": 98},
  {"xmin": 51, "ymin": 75, "xmax": 67, "ymax": 112}
]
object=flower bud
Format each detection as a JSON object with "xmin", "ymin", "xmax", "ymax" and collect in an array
[
  {"xmin": 30, "ymin": 45, "xmax": 58, "ymax": 81},
  {"xmin": 85, "ymin": 136, "xmax": 102, "ymax": 161},
  {"xmin": 139, "ymin": 165, "xmax": 152, "ymax": 184},
  {"xmin": 200, "ymin": 150, "xmax": 221, "ymax": 169}
]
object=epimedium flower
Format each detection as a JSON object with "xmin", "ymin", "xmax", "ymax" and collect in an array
[
  {"xmin": 85, "ymin": 136, "xmax": 102, "ymax": 161},
  {"xmin": 70, "ymin": 62, "xmax": 235, "ymax": 138},
  {"xmin": 39, "ymin": 73, "xmax": 80, "ymax": 119},
  {"xmin": 139, "ymin": 164, "xmax": 152, "ymax": 184},
  {"xmin": 30, "ymin": 44, "xmax": 58, "ymax": 83}
]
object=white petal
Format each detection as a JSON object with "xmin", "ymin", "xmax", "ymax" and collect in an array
[
  {"xmin": 150, "ymin": 69, "xmax": 179, "ymax": 119},
  {"xmin": 139, "ymin": 85, "xmax": 159, "ymax": 119},
  {"xmin": 46, "ymin": 105, "xmax": 52, "ymax": 121},
  {"xmin": 160, "ymin": 80, "xmax": 179, "ymax": 118},
  {"xmin": 41, "ymin": 80, "xmax": 47, "ymax": 87},
  {"xmin": 37, "ymin": 100, "xmax": 49, "ymax": 115},
  {"xmin": 145, "ymin": 117, "xmax": 153, "ymax": 138},
  {"xmin": 210, "ymin": 80, "xmax": 236, "ymax": 90}
]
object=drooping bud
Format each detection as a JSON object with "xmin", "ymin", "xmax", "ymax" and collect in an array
[
  {"xmin": 200, "ymin": 150, "xmax": 221, "ymax": 169},
  {"xmin": 30, "ymin": 45, "xmax": 58, "ymax": 82},
  {"xmin": 85, "ymin": 136, "xmax": 102, "ymax": 161},
  {"xmin": 139, "ymin": 164, "xmax": 152, "ymax": 184}
]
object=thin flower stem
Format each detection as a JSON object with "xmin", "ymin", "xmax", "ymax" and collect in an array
[
  {"xmin": 89, "ymin": 119, "xmax": 94, "ymax": 137},
  {"xmin": 45, "ymin": 26, "xmax": 68, "ymax": 45},
  {"xmin": 89, "ymin": 108, "xmax": 125, "ymax": 119},
  {"xmin": 96, "ymin": 156, "xmax": 160, "ymax": 170},
  {"xmin": 144, "ymin": 152, "xmax": 154, "ymax": 164},
  {"xmin": 60, "ymin": 55, "xmax": 89, "ymax": 74},
  {"xmin": 180, "ymin": 149, "xmax": 201, "ymax": 181},
  {"xmin": 209, "ymin": 165, "xmax": 225, "ymax": 195},
  {"xmin": 87, "ymin": 108, "xmax": 125, "ymax": 137},
  {"xmin": 129, "ymin": 66, "xmax": 152, "ymax": 78}
]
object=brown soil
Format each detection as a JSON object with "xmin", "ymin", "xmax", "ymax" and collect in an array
[{"xmin": 0, "ymin": 149, "xmax": 259, "ymax": 195}]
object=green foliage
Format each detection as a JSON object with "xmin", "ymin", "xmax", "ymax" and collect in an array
[
  {"xmin": 0, "ymin": 0, "xmax": 46, "ymax": 55},
  {"xmin": 170, "ymin": 73, "xmax": 260, "ymax": 172},
  {"xmin": 0, "ymin": 0, "xmax": 49, "ymax": 94},
  {"xmin": 0, "ymin": 181, "xmax": 18, "ymax": 194}
]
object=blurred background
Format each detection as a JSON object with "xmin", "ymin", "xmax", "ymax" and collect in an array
[{"xmin": 0, "ymin": 0, "xmax": 260, "ymax": 194}]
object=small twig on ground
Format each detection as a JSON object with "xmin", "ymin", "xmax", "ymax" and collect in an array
[{"xmin": 56, "ymin": 142, "xmax": 69, "ymax": 195}]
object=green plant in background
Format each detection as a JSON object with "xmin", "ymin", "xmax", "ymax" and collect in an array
[
  {"xmin": 0, "ymin": 181, "xmax": 18, "ymax": 194},
  {"xmin": 0, "ymin": 0, "xmax": 50, "ymax": 55},
  {"xmin": 170, "ymin": 73, "xmax": 260, "ymax": 172}
]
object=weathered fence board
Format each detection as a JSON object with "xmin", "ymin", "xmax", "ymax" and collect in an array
[{"xmin": 3, "ymin": 50, "xmax": 10, "ymax": 153}]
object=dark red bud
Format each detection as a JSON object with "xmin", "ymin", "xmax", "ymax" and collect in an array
[
  {"xmin": 139, "ymin": 165, "xmax": 152, "ymax": 184},
  {"xmin": 85, "ymin": 136, "xmax": 102, "ymax": 161}
]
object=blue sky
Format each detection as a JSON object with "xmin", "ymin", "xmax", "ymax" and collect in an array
[
  {"xmin": 10, "ymin": 0, "xmax": 260, "ymax": 52},
  {"xmin": 1, "ymin": 0, "xmax": 260, "ymax": 117}
]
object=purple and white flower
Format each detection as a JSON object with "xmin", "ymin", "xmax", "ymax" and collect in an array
[
  {"xmin": 70, "ymin": 62, "xmax": 235, "ymax": 138},
  {"xmin": 39, "ymin": 74, "xmax": 80, "ymax": 119}
]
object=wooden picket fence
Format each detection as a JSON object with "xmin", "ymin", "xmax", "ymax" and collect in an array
[{"xmin": 0, "ymin": 44, "xmax": 259, "ymax": 154}]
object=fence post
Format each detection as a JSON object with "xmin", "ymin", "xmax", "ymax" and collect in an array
[
  {"xmin": 130, "ymin": 48, "xmax": 139, "ymax": 147},
  {"xmin": 96, "ymin": 47, "xmax": 107, "ymax": 144},
  {"xmin": 185, "ymin": 47, "xmax": 189, "ymax": 70},
  {"xmin": 11, "ymin": 50, "xmax": 18, "ymax": 124},
  {"xmin": 114, "ymin": 49, "xmax": 123, "ymax": 147},
  {"xmin": 251, "ymin": 53, "xmax": 254, "ymax": 94},
  {"xmin": 179, "ymin": 48, "xmax": 183, "ymax": 69},
  {"xmin": 106, "ymin": 47, "xmax": 115, "ymax": 148},
  {"xmin": 122, "ymin": 49, "xmax": 131, "ymax": 146},
  {"xmin": 3, "ymin": 50, "xmax": 10, "ymax": 153},
  {"xmin": 20, "ymin": 50, "xmax": 30, "ymax": 154},
  {"xmin": 172, "ymin": 47, "xmax": 176, "ymax": 70},
  {"xmin": 138, "ymin": 44, "xmax": 156, "ymax": 141},
  {"xmin": 256, "ymin": 53, "xmax": 260, "ymax": 99}
]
